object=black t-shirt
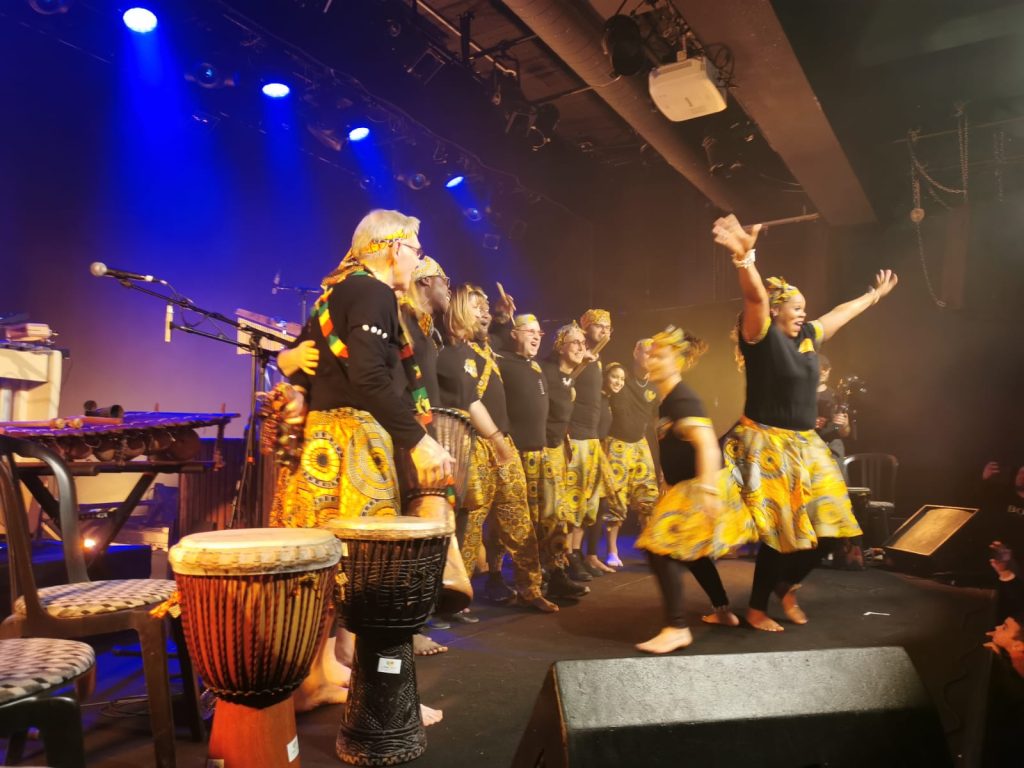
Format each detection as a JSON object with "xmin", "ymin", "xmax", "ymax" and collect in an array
[
  {"xmin": 609, "ymin": 376, "xmax": 658, "ymax": 442},
  {"xmin": 499, "ymin": 354, "xmax": 549, "ymax": 452},
  {"xmin": 489, "ymin": 317, "xmax": 514, "ymax": 355},
  {"xmin": 287, "ymin": 273, "xmax": 425, "ymax": 449},
  {"xmin": 396, "ymin": 304, "xmax": 441, "ymax": 408},
  {"xmin": 599, "ymin": 394, "xmax": 612, "ymax": 440},
  {"xmin": 657, "ymin": 381, "xmax": 709, "ymax": 485},
  {"xmin": 543, "ymin": 360, "xmax": 574, "ymax": 449},
  {"xmin": 740, "ymin": 318, "xmax": 822, "ymax": 430},
  {"xmin": 437, "ymin": 341, "xmax": 510, "ymax": 435},
  {"xmin": 569, "ymin": 360, "xmax": 602, "ymax": 439}
]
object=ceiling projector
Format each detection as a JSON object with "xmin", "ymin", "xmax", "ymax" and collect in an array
[{"xmin": 648, "ymin": 57, "xmax": 727, "ymax": 121}]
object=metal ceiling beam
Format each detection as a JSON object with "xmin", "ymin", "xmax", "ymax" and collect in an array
[
  {"xmin": 672, "ymin": 0, "xmax": 876, "ymax": 226},
  {"xmin": 501, "ymin": 0, "xmax": 747, "ymax": 215}
]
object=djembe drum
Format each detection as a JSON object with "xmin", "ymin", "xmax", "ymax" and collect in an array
[
  {"xmin": 169, "ymin": 528, "xmax": 341, "ymax": 768},
  {"xmin": 325, "ymin": 516, "xmax": 452, "ymax": 766}
]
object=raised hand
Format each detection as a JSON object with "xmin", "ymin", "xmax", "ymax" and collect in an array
[
  {"xmin": 872, "ymin": 269, "xmax": 899, "ymax": 300},
  {"xmin": 713, "ymin": 215, "xmax": 761, "ymax": 257}
]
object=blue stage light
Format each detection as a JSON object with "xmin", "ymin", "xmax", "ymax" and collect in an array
[
  {"xmin": 445, "ymin": 174, "xmax": 465, "ymax": 189},
  {"xmin": 262, "ymin": 82, "xmax": 290, "ymax": 99},
  {"xmin": 348, "ymin": 126, "xmax": 370, "ymax": 142},
  {"xmin": 122, "ymin": 7, "xmax": 158, "ymax": 34}
]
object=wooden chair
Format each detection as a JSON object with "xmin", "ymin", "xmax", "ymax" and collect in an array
[
  {"xmin": 843, "ymin": 452, "xmax": 899, "ymax": 546},
  {"xmin": 0, "ymin": 637, "xmax": 95, "ymax": 768},
  {"xmin": 0, "ymin": 436, "xmax": 202, "ymax": 768}
]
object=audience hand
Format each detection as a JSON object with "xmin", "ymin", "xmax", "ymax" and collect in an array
[
  {"xmin": 989, "ymin": 540, "xmax": 1018, "ymax": 580},
  {"xmin": 983, "ymin": 461, "xmax": 1001, "ymax": 481}
]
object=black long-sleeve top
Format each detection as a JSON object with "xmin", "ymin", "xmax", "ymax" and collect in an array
[
  {"xmin": 569, "ymin": 360, "xmax": 602, "ymax": 439},
  {"xmin": 288, "ymin": 273, "xmax": 425, "ymax": 449}
]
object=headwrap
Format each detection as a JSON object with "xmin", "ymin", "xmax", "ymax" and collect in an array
[
  {"xmin": 650, "ymin": 325, "xmax": 708, "ymax": 369},
  {"xmin": 513, "ymin": 313, "xmax": 540, "ymax": 329},
  {"xmin": 766, "ymin": 276, "xmax": 800, "ymax": 307},
  {"xmin": 311, "ymin": 255, "xmax": 432, "ymax": 427},
  {"xmin": 321, "ymin": 228, "xmax": 410, "ymax": 288},
  {"xmin": 411, "ymin": 255, "xmax": 447, "ymax": 282},
  {"xmin": 580, "ymin": 309, "xmax": 611, "ymax": 328},
  {"xmin": 553, "ymin": 321, "xmax": 583, "ymax": 351}
]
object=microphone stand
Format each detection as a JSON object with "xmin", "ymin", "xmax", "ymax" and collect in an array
[
  {"xmin": 272, "ymin": 276, "xmax": 321, "ymax": 322},
  {"xmin": 107, "ymin": 278, "xmax": 291, "ymax": 529}
]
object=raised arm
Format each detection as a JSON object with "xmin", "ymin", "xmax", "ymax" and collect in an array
[
  {"xmin": 816, "ymin": 269, "xmax": 898, "ymax": 341},
  {"xmin": 713, "ymin": 215, "xmax": 768, "ymax": 342}
]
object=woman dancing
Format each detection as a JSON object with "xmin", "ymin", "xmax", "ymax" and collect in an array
[
  {"xmin": 713, "ymin": 214, "xmax": 898, "ymax": 631},
  {"xmin": 634, "ymin": 327, "xmax": 757, "ymax": 653}
]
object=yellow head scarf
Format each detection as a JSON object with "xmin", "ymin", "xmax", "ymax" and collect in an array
[
  {"xmin": 580, "ymin": 308, "xmax": 611, "ymax": 328},
  {"xmin": 766, "ymin": 276, "xmax": 800, "ymax": 307}
]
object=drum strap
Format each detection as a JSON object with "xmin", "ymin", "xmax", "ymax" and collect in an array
[{"xmin": 468, "ymin": 341, "xmax": 501, "ymax": 400}]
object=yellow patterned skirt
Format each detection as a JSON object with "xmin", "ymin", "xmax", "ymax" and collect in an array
[
  {"xmin": 270, "ymin": 407, "xmax": 399, "ymax": 528},
  {"xmin": 635, "ymin": 467, "xmax": 757, "ymax": 561},
  {"xmin": 723, "ymin": 416, "xmax": 861, "ymax": 553},
  {"xmin": 603, "ymin": 437, "xmax": 659, "ymax": 522},
  {"xmin": 566, "ymin": 438, "xmax": 603, "ymax": 527}
]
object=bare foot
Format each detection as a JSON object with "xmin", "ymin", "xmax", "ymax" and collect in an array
[
  {"xmin": 635, "ymin": 626, "xmax": 693, "ymax": 654},
  {"xmin": 421, "ymin": 704, "xmax": 443, "ymax": 726},
  {"xmin": 527, "ymin": 595, "xmax": 560, "ymax": 613},
  {"xmin": 413, "ymin": 634, "xmax": 449, "ymax": 656},
  {"xmin": 745, "ymin": 609, "xmax": 784, "ymax": 632},
  {"xmin": 701, "ymin": 606, "xmax": 740, "ymax": 626},
  {"xmin": 322, "ymin": 637, "xmax": 352, "ymax": 687},
  {"xmin": 293, "ymin": 680, "xmax": 348, "ymax": 713},
  {"xmin": 779, "ymin": 584, "xmax": 808, "ymax": 624},
  {"xmin": 606, "ymin": 553, "xmax": 624, "ymax": 568},
  {"xmin": 585, "ymin": 554, "xmax": 616, "ymax": 573}
]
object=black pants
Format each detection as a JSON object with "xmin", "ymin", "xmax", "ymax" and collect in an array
[
  {"xmin": 748, "ymin": 544, "xmax": 821, "ymax": 611},
  {"xmin": 646, "ymin": 552, "xmax": 729, "ymax": 628}
]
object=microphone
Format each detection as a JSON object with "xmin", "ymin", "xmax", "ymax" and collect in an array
[
  {"xmin": 89, "ymin": 262, "xmax": 162, "ymax": 283},
  {"xmin": 164, "ymin": 304, "xmax": 174, "ymax": 343}
]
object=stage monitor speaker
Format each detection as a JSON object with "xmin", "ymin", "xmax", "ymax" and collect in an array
[
  {"xmin": 512, "ymin": 648, "xmax": 949, "ymax": 768},
  {"xmin": 883, "ymin": 504, "xmax": 981, "ymax": 575}
]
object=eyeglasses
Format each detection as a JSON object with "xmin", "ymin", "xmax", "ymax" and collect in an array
[
  {"xmin": 517, "ymin": 329, "xmax": 545, "ymax": 337},
  {"xmin": 397, "ymin": 242, "xmax": 426, "ymax": 260}
]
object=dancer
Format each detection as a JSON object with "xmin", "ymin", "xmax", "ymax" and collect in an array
[
  {"xmin": 713, "ymin": 213, "xmax": 898, "ymax": 631},
  {"xmin": 634, "ymin": 327, "xmax": 757, "ymax": 653},
  {"xmin": 602, "ymin": 339, "xmax": 660, "ymax": 568},
  {"xmin": 437, "ymin": 285, "xmax": 557, "ymax": 613},
  {"xmin": 272, "ymin": 209, "xmax": 453, "ymax": 723}
]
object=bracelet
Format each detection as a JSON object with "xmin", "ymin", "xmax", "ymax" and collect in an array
[
  {"xmin": 485, "ymin": 428, "xmax": 503, "ymax": 440},
  {"xmin": 732, "ymin": 248, "xmax": 756, "ymax": 269},
  {"xmin": 694, "ymin": 482, "xmax": 720, "ymax": 496}
]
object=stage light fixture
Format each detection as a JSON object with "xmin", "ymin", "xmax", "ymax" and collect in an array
[
  {"xmin": 397, "ymin": 172, "xmax": 430, "ymax": 191},
  {"xmin": 602, "ymin": 15, "xmax": 645, "ymax": 77},
  {"xmin": 185, "ymin": 61, "xmax": 236, "ymax": 90},
  {"xmin": 262, "ymin": 82, "xmax": 290, "ymax": 99},
  {"xmin": 445, "ymin": 174, "xmax": 465, "ymax": 189},
  {"xmin": 28, "ymin": 0, "xmax": 73, "ymax": 15},
  {"xmin": 122, "ymin": 7, "xmax": 158, "ymax": 34},
  {"xmin": 463, "ymin": 207, "xmax": 482, "ymax": 222},
  {"xmin": 348, "ymin": 126, "xmax": 370, "ymax": 142}
]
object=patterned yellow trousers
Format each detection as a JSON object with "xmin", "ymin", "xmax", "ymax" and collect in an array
[
  {"xmin": 462, "ymin": 435, "xmax": 543, "ymax": 600},
  {"xmin": 521, "ymin": 445, "xmax": 573, "ymax": 569},
  {"xmin": 604, "ymin": 437, "xmax": 659, "ymax": 523},
  {"xmin": 565, "ymin": 438, "xmax": 603, "ymax": 527},
  {"xmin": 271, "ymin": 408, "xmax": 399, "ymax": 528}
]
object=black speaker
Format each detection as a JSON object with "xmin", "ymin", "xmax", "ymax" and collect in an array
[
  {"xmin": 883, "ymin": 504, "xmax": 981, "ymax": 575},
  {"xmin": 512, "ymin": 648, "xmax": 949, "ymax": 768}
]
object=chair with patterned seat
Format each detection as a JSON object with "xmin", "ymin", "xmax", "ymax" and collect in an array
[
  {"xmin": 0, "ymin": 637, "xmax": 95, "ymax": 768},
  {"xmin": 0, "ymin": 436, "xmax": 202, "ymax": 768},
  {"xmin": 843, "ymin": 452, "xmax": 899, "ymax": 547}
]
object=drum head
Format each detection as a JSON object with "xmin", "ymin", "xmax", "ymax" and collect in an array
[
  {"xmin": 324, "ymin": 514, "xmax": 454, "ymax": 540},
  {"xmin": 170, "ymin": 527, "xmax": 341, "ymax": 576}
]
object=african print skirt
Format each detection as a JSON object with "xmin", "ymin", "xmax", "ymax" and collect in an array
[
  {"xmin": 723, "ymin": 416, "xmax": 861, "ymax": 553},
  {"xmin": 603, "ymin": 437, "xmax": 659, "ymax": 522},
  {"xmin": 270, "ymin": 407, "xmax": 399, "ymax": 528},
  {"xmin": 566, "ymin": 438, "xmax": 603, "ymax": 527},
  {"xmin": 635, "ymin": 466, "xmax": 757, "ymax": 561}
]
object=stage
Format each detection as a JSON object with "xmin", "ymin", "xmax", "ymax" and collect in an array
[{"xmin": 3, "ymin": 545, "xmax": 996, "ymax": 767}]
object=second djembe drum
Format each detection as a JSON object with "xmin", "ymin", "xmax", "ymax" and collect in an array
[
  {"xmin": 325, "ymin": 515, "xmax": 452, "ymax": 766},
  {"xmin": 169, "ymin": 527, "xmax": 341, "ymax": 768}
]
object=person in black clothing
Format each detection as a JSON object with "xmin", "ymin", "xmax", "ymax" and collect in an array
[
  {"xmin": 399, "ymin": 255, "xmax": 450, "ymax": 405},
  {"xmin": 602, "ymin": 339, "xmax": 661, "ymax": 569},
  {"xmin": 814, "ymin": 354, "xmax": 851, "ymax": 465},
  {"xmin": 980, "ymin": 461, "xmax": 1024, "ymax": 554},
  {"xmin": 714, "ymin": 213, "xmax": 897, "ymax": 631},
  {"xmin": 437, "ymin": 285, "xmax": 556, "ymax": 613},
  {"xmin": 982, "ymin": 541, "xmax": 1024, "ymax": 764},
  {"xmin": 500, "ymin": 315, "xmax": 589, "ymax": 600},
  {"xmin": 271, "ymin": 208, "xmax": 452, "ymax": 722},
  {"xmin": 634, "ymin": 327, "xmax": 757, "ymax": 653}
]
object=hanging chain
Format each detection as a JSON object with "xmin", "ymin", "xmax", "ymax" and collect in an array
[{"xmin": 907, "ymin": 137, "xmax": 948, "ymax": 309}]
